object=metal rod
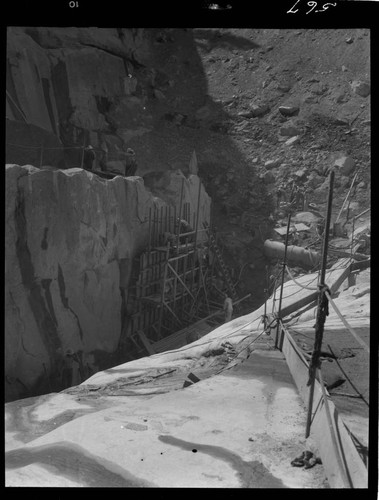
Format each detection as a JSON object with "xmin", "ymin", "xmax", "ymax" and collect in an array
[
  {"xmin": 353, "ymin": 207, "xmax": 370, "ymax": 221},
  {"xmin": 194, "ymin": 180, "xmax": 202, "ymax": 249},
  {"xmin": 350, "ymin": 216, "xmax": 355, "ymax": 262},
  {"xmin": 160, "ymin": 205, "xmax": 163, "ymax": 243},
  {"xmin": 148, "ymin": 208, "xmax": 152, "ymax": 254},
  {"xmin": 336, "ymin": 172, "xmax": 358, "ymax": 223},
  {"xmin": 80, "ymin": 136, "xmax": 85, "ymax": 169},
  {"xmin": 305, "ymin": 170, "xmax": 334, "ymax": 438},
  {"xmin": 176, "ymin": 178, "xmax": 185, "ymax": 250},
  {"xmin": 275, "ymin": 213, "xmax": 292, "ymax": 348},
  {"xmin": 158, "ymin": 243, "xmax": 170, "ymax": 339},
  {"xmin": 40, "ymin": 142, "xmax": 44, "ymax": 168}
]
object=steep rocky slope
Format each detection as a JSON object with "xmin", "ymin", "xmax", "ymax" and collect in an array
[
  {"xmin": 6, "ymin": 27, "xmax": 370, "ymax": 400},
  {"xmin": 6, "ymin": 27, "xmax": 371, "ymax": 304}
]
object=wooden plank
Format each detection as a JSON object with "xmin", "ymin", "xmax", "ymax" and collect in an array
[{"xmin": 136, "ymin": 330, "xmax": 156, "ymax": 356}]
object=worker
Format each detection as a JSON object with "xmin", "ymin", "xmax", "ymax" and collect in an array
[
  {"xmin": 297, "ymin": 187, "xmax": 305, "ymax": 210},
  {"xmin": 83, "ymin": 145, "xmax": 96, "ymax": 170},
  {"xmin": 223, "ymin": 295, "xmax": 233, "ymax": 323},
  {"xmin": 125, "ymin": 148, "xmax": 137, "ymax": 176}
]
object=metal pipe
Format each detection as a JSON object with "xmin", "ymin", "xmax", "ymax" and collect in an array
[
  {"xmin": 176, "ymin": 178, "xmax": 185, "ymax": 249},
  {"xmin": 263, "ymin": 240, "xmax": 321, "ymax": 269}
]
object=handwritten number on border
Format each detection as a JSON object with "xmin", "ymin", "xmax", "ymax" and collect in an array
[{"xmin": 287, "ymin": 0, "xmax": 337, "ymax": 14}]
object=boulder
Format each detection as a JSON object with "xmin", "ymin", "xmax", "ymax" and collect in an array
[
  {"xmin": 262, "ymin": 171, "xmax": 275, "ymax": 184},
  {"xmin": 106, "ymin": 160, "xmax": 125, "ymax": 174},
  {"xmin": 285, "ymin": 136, "xmax": 300, "ymax": 146},
  {"xmin": 277, "ymin": 82, "xmax": 292, "ymax": 93},
  {"xmin": 264, "ymin": 159, "xmax": 281, "ymax": 169},
  {"xmin": 153, "ymin": 89, "xmax": 166, "ymax": 100},
  {"xmin": 309, "ymin": 82, "xmax": 328, "ymax": 95},
  {"xmin": 279, "ymin": 123, "xmax": 301, "ymax": 137},
  {"xmin": 351, "ymin": 80, "xmax": 370, "ymax": 98},
  {"xmin": 249, "ymin": 103, "xmax": 270, "ymax": 117},
  {"xmin": 307, "ymin": 172, "xmax": 322, "ymax": 189},
  {"xmin": 279, "ymin": 106, "xmax": 299, "ymax": 117},
  {"xmin": 238, "ymin": 110, "xmax": 252, "ymax": 118},
  {"xmin": 333, "ymin": 155, "xmax": 355, "ymax": 176},
  {"xmin": 294, "ymin": 168, "xmax": 307, "ymax": 180}
]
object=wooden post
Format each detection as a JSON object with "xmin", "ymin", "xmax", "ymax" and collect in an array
[
  {"xmin": 194, "ymin": 179, "xmax": 202, "ymax": 249},
  {"xmin": 305, "ymin": 171, "xmax": 334, "ymax": 438},
  {"xmin": 148, "ymin": 208, "xmax": 152, "ymax": 254},
  {"xmin": 80, "ymin": 136, "xmax": 86, "ymax": 169},
  {"xmin": 39, "ymin": 141, "xmax": 44, "ymax": 168},
  {"xmin": 176, "ymin": 178, "xmax": 185, "ymax": 250},
  {"xmin": 350, "ymin": 216, "xmax": 355, "ymax": 263}
]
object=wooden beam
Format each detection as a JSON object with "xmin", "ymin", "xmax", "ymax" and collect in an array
[
  {"xmin": 167, "ymin": 262, "xmax": 194, "ymax": 299},
  {"xmin": 136, "ymin": 330, "xmax": 156, "ymax": 355}
]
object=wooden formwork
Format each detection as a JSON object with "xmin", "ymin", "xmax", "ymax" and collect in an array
[{"xmin": 126, "ymin": 179, "xmax": 216, "ymax": 353}]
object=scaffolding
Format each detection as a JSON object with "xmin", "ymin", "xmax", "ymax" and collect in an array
[{"xmin": 125, "ymin": 179, "xmax": 237, "ymax": 355}]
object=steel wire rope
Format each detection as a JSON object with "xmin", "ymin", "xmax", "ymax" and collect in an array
[
  {"xmin": 285, "ymin": 265, "xmax": 319, "ymax": 291},
  {"xmin": 326, "ymin": 344, "xmax": 370, "ymax": 407},
  {"xmin": 285, "ymin": 304, "xmax": 370, "ymax": 406},
  {"xmin": 324, "ymin": 290, "xmax": 369, "ymax": 354},
  {"xmin": 6, "ymin": 90, "xmax": 28, "ymax": 122},
  {"xmin": 279, "ymin": 262, "xmax": 342, "ymax": 300}
]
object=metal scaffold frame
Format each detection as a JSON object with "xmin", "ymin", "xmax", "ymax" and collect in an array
[{"xmin": 126, "ymin": 179, "xmax": 228, "ymax": 354}]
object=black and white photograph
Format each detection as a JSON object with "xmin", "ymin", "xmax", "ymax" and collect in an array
[{"xmin": 4, "ymin": 0, "xmax": 374, "ymax": 490}]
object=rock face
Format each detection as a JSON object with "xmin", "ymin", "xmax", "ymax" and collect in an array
[
  {"xmin": 5, "ymin": 164, "xmax": 210, "ymax": 402},
  {"xmin": 6, "ymin": 27, "xmax": 155, "ymax": 171}
]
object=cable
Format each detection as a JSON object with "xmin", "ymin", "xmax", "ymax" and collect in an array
[
  {"xmin": 285, "ymin": 265, "xmax": 318, "ymax": 291},
  {"xmin": 212, "ymin": 328, "xmax": 267, "ymax": 376},
  {"xmin": 324, "ymin": 291, "xmax": 369, "ymax": 354},
  {"xmin": 327, "ymin": 344, "xmax": 369, "ymax": 407}
]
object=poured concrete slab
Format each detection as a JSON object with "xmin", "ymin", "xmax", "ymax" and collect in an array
[
  {"xmin": 5, "ymin": 346, "xmax": 327, "ymax": 488},
  {"xmin": 5, "ymin": 262, "xmax": 355, "ymax": 488}
]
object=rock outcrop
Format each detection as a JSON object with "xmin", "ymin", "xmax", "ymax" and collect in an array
[{"xmin": 5, "ymin": 164, "xmax": 210, "ymax": 402}]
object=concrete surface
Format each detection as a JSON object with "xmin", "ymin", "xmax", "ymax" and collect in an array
[{"xmin": 5, "ymin": 345, "xmax": 327, "ymax": 487}]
